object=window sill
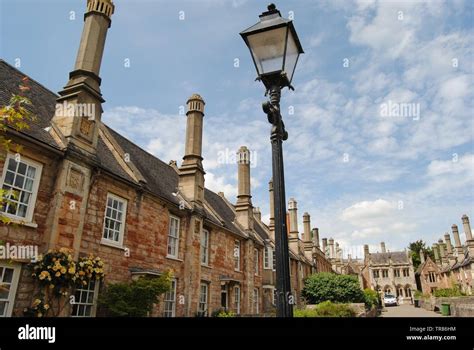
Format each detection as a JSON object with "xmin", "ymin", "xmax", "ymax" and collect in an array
[
  {"xmin": 100, "ymin": 239, "xmax": 125, "ymax": 250},
  {"xmin": 201, "ymin": 264, "xmax": 212, "ymax": 269},
  {"xmin": 166, "ymin": 255, "xmax": 183, "ymax": 262},
  {"xmin": 2, "ymin": 217, "xmax": 38, "ymax": 228}
]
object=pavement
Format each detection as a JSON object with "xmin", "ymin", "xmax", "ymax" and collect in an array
[{"xmin": 381, "ymin": 303, "xmax": 444, "ymax": 317}]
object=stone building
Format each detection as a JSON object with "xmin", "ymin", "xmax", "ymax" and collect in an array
[
  {"xmin": 361, "ymin": 242, "xmax": 416, "ymax": 304},
  {"xmin": 0, "ymin": 0, "xmax": 331, "ymax": 317},
  {"xmin": 423, "ymin": 215, "xmax": 474, "ymax": 295},
  {"xmin": 415, "ymin": 252, "xmax": 443, "ymax": 294}
]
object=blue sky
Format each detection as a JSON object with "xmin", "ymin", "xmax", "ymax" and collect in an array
[{"xmin": 1, "ymin": 0, "xmax": 473, "ymax": 257}]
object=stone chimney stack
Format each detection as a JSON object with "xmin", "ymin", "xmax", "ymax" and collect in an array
[
  {"xmin": 329, "ymin": 238, "xmax": 335, "ymax": 259},
  {"xmin": 312, "ymin": 228, "xmax": 320, "ymax": 248},
  {"xmin": 381, "ymin": 242, "xmax": 386, "ymax": 253},
  {"xmin": 288, "ymin": 198, "xmax": 299, "ymax": 239},
  {"xmin": 253, "ymin": 207, "xmax": 261, "ymax": 222},
  {"xmin": 364, "ymin": 244, "xmax": 370, "ymax": 261},
  {"xmin": 268, "ymin": 179, "xmax": 275, "ymax": 235},
  {"xmin": 462, "ymin": 214, "xmax": 474, "ymax": 256},
  {"xmin": 335, "ymin": 242, "xmax": 340, "ymax": 261},
  {"xmin": 303, "ymin": 212, "xmax": 311, "ymax": 242},
  {"xmin": 432, "ymin": 243, "xmax": 441, "ymax": 265},
  {"xmin": 53, "ymin": 0, "xmax": 115, "ymax": 154},
  {"xmin": 178, "ymin": 94, "xmax": 206, "ymax": 207},
  {"xmin": 419, "ymin": 249, "xmax": 425, "ymax": 264},
  {"xmin": 438, "ymin": 239, "xmax": 447, "ymax": 265},
  {"xmin": 322, "ymin": 238, "xmax": 328, "ymax": 257},
  {"xmin": 235, "ymin": 146, "xmax": 253, "ymax": 230},
  {"xmin": 444, "ymin": 233, "xmax": 453, "ymax": 255},
  {"xmin": 451, "ymin": 224, "xmax": 464, "ymax": 257}
]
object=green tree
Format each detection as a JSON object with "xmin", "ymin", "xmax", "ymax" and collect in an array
[
  {"xmin": 302, "ymin": 272, "xmax": 365, "ymax": 304},
  {"xmin": 408, "ymin": 240, "xmax": 434, "ymax": 269},
  {"xmin": 98, "ymin": 271, "xmax": 173, "ymax": 317}
]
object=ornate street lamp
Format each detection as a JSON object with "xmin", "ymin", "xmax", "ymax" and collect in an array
[{"xmin": 240, "ymin": 3, "xmax": 304, "ymax": 317}]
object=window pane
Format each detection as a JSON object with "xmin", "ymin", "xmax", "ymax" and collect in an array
[
  {"xmin": 17, "ymin": 162, "xmax": 27, "ymax": 175},
  {"xmin": 0, "ymin": 301, "xmax": 6, "ymax": 316},
  {"xmin": 7, "ymin": 158, "xmax": 17, "ymax": 171},
  {"xmin": 14, "ymin": 175, "xmax": 25, "ymax": 188},
  {"xmin": 4, "ymin": 171, "xmax": 14, "ymax": 185},
  {"xmin": 17, "ymin": 204, "xmax": 27, "ymax": 218},
  {"xmin": 3, "ymin": 268, "xmax": 13, "ymax": 283},
  {"xmin": 0, "ymin": 288, "xmax": 9, "ymax": 299},
  {"xmin": 24, "ymin": 178, "xmax": 33, "ymax": 191},
  {"xmin": 20, "ymin": 191, "xmax": 30, "ymax": 204},
  {"xmin": 26, "ymin": 166, "xmax": 36, "ymax": 179}
]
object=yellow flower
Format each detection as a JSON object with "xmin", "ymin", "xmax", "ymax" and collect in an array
[
  {"xmin": 60, "ymin": 267, "xmax": 66, "ymax": 274},
  {"xmin": 55, "ymin": 271, "xmax": 61, "ymax": 277},
  {"xmin": 37, "ymin": 312, "xmax": 43, "ymax": 317},
  {"xmin": 78, "ymin": 271, "xmax": 85, "ymax": 276},
  {"xmin": 32, "ymin": 299, "xmax": 41, "ymax": 307},
  {"xmin": 44, "ymin": 304, "xmax": 49, "ymax": 310},
  {"xmin": 68, "ymin": 267, "xmax": 76, "ymax": 274}
]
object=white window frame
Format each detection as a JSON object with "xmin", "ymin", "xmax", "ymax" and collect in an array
[
  {"xmin": 264, "ymin": 246, "xmax": 270, "ymax": 270},
  {"xmin": 253, "ymin": 288, "xmax": 259, "ymax": 314},
  {"xmin": 167, "ymin": 215, "xmax": 180, "ymax": 258},
  {"xmin": 0, "ymin": 263, "xmax": 21, "ymax": 317},
  {"xmin": 101, "ymin": 193, "xmax": 127, "ymax": 248},
  {"xmin": 254, "ymin": 248, "xmax": 259, "ymax": 276},
  {"xmin": 198, "ymin": 282, "xmax": 209, "ymax": 316},
  {"xmin": 234, "ymin": 285, "xmax": 241, "ymax": 315},
  {"xmin": 234, "ymin": 240, "xmax": 241, "ymax": 271},
  {"xmin": 0, "ymin": 154, "xmax": 43, "ymax": 223},
  {"xmin": 163, "ymin": 279, "xmax": 177, "ymax": 317},
  {"xmin": 71, "ymin": 279, "xmax": 99, "ymax": 317},
  {"xmin": 200, "ymin": 229, "xmax": 209, "ymax": 266}
]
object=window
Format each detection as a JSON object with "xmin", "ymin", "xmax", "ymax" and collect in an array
[
  {"xmin": 0, "ymin": 155, "xmax": 42, "ymax": 222},
  {"xmin": 428, "ymin": 272, "xmax": 436, "ymax": 283},
  {"xmin": 253, "ymin": 288, "xmax": 259, "ymax": 314},
  {"xmin": 167, "ymin": 215, "xmax": 180, "ymax": 258},
  {"xmin": 163, "ymin": 279, "xmax": 177, "ymax": 317},
  {"xmin": 272, "ymin": 249, "xmax": 276, "ymax": 271},
  {"xmin": 382, "ymin": 269, "xmax": 388, "ymax": 278},
  {"xmin": 272, "ymin": 288, "xmax": 277, "ymax": 306},
  {"xmin": 373, "ymin": 270, "xmax": 379, "ymax": 278},
  {"xmin": 71, "ymin": 280, "xmax": 98, "ymax": 317},
  {"xmin": 102, "ymin": 193, "xmax": 127, "ymax": 246},
  {"xmin": 0, "ymin": 263, "xmax": 21, "ymax": 317},
  {"xmin": 198, "ymin": 282, "xmax": 209, "ymax": 316},
  {"xmin": 234, "ymin": 240, "xmax": 240, "ymax": 271},
  {"xmin": 264, "ymin": 246, "xmax": 271, "ymax": 269},
  {"xmin": 254, "ymin": 248, "xmax": 259, "ymax": 275},
  {"xmin": 403, "ymin": 268, "xmax": 410, "ymax": 277},
  {"xmin": 200, "ymin": 229, "xmax": 209, "ymax": 265},
  {"xmin": 220, "ymin": 284, "xmax": 228, "ymax": 310},
  {"xmin": 234, "ymin": 286, "xmax": 240, "ymax": 314},
  {"xmin": 394, "ymin": 269, "xmax": 400, "ymax": 277}
]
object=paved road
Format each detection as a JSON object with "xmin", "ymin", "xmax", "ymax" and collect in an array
[{"xmin": 381, "ymin": 304, "xmax": 443, "ymax": 317}]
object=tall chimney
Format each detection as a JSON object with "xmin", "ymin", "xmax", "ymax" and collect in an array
[
  {"xmin": 288, "ymin": 198, "xmax": 299, "ymax": 239},
  {"xmin": 462, "ymin": 214, "xmax": 474, "ymax": 256},
  {"xmin": 235, "ymin": 146, "xmax": 253, "ymax": 230},
  {"xmin": 462, "ymin": 215, "xmax": 473, "ymax": 241},
  {"xmin": 432, "ymin": 243, "xmax": 441, "ymax": 265},
  {"xmin": 364, "ymin": 244, "xmax": 370, "ymax": 261},
  {"xmin": 438, "ymin": 239, "xmax": 447, "ymax": 265},
  {"xmin": 451, "ymin": 224, "xmax": 464, "ymax": 257},
  {"xmin": 444, "ymin": 233, "xmax": 453, "ymax": 255},
  {"xmin": 53, "ymin": 0, "xmax": 115, "ymax": 153},
  {"xmin": 303, "ymin": 212, "xmax": 311, "ymax": 242},
  {"xmin": 335, "ymin": 242, "xmax": 340, "ymax": 261},
  {"xmin": 178, "ymin": 94, "xmax": 206, "ymax": 207},
  {"xmin": 322, "ymin": 238, "xmax": 328, "ymax": 257},
  {"xmin": 312, "ymin": 228, "xmax": 320, "ymax": 248},
  {"xmin": 329, "ymin": 238, "xmax": 335, "ymax": 259},
  {"xmin": 419, "ymin": 249, "xmax": 425, "ymax": 264},
  {"xmin": 381, "ymin": 242, "xmax": 386, "ymax": 253},
  {"xmin": 268, "ymin": 179, "xmax": 275, "ymax": 234}
]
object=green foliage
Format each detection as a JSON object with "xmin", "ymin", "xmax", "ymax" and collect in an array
[
  {"xmin": 0, "ymin": 79, "xmax": 36, "ymax": 224},
  {"xmin": 213, "ymin": 309, "xmax": 236, "ymax": 317},
  {"xmin": 363, "ymin": 288, "xmax": 380, "ymax": 309},
  {"xmin": 408, "ymin": 240, "xmax": 434, "ymax": 269},
  {"xmin": 99, "ymin": 271, "xmax": 173, "ymax": 317},
  {"xmin": 302, "ymin": 272, "xmax": 365, "ymax": 304},
  {"xmin": 433, "ymin": 287, "xmax": 465, "ymax": 298},
  {"xmin": 294, "ymin": 301, "xmax": 356, "ymax": 317}
]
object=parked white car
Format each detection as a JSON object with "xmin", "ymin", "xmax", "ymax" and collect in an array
[{"xmin": 383, "ymin": 294, "xmax": 398, "ymax": 306}]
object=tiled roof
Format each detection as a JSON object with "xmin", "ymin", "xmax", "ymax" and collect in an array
[{"xmin": 369, "ymin": 251, "xmax": 410, "ymax": 265}]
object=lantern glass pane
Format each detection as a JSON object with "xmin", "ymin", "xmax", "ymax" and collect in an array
[{"xmin": 246, "ymin": 26, "xmax": 287, "ymax": 75}]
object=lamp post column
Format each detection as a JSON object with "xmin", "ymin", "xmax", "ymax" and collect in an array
[{"xmin": 264, "ymin": 85, "xmax": 292, "ymax": 317}]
